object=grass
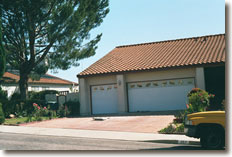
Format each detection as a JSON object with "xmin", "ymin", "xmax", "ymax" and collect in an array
[{"xmin": 4, "ymin": 117, "xmax": 51, "ymax": 125}]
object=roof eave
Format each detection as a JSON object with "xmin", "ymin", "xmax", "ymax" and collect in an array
[{"xmin": 77, "ymin": 62, "xmax": 225, "ymax": 78}]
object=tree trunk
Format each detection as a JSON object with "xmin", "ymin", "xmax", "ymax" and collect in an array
[{"xmin": 19, "ymin": 70, "xmax": 29, "ymax": 100}]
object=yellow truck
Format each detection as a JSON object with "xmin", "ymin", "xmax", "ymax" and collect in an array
[{"xmin": 184, "ymin": 111, "xmax": 225, "ymax": 149}]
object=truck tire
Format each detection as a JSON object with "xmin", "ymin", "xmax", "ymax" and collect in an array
[{"xmin": 200, "ymin": 127, "xmax": 224, "ymax": 149}]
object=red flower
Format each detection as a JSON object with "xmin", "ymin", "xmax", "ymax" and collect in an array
[
  {"xmin": 43, "ymin": 107, "xmax": 47, "ymax": 110},
  {"xmin": 37, "ymin": 106, "xmax": 40, "ymax": 110},
  {"xmin": 33, "ymin": 103, "xmax": 38, "ymax": 107}
]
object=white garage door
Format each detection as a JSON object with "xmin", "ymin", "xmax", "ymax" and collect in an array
[
  {"xmin": 128, "ymin": 78, "xmax": 195, "ymax": 112},
  {"xmin": 91, "ymin": 84, "xmax": 118, "ymax": 114}
]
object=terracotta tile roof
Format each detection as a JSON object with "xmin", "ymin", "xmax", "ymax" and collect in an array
[
  {"xmin": 78, "ymin": 34, "xmax": 225, "ymax": 77},
  {"xmin": 2, "ymin": 71, "xmax": 78, "ymax": 85}
]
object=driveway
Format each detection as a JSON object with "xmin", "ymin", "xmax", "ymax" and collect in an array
[{"xmin": 19, "ymin": 115, "xmax": 175, "ymax": 133}]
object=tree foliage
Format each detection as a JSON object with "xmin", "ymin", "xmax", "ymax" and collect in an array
[
  {"xmin": 1, "ymin": 0, "xmax": 109, "ymax": 99},
  {"xmin": 0, "ymin": 9, "xmax": 6, "ymax": 78}
]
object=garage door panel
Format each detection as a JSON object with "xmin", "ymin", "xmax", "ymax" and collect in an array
[
  {"xmin": 91, "ymin": 84, "xmax": 118, "ymax": 114},
  {"xmin": 128, "ymin": 78, "xmax": 195, "ymax": 112}
]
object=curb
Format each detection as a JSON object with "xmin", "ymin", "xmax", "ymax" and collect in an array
[
  {"xmin": 141, "ymin": 139, "xmax": 200, "ymax": 145},
  {"xmin": 0, "ymin": 125, "xmax": 200, "ymax": 145}
]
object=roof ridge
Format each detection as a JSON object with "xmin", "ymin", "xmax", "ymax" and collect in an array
[
  {"xmin": 44, "ymin": 73, "xmax": 78, "ymax": 85},
  {"xmin": 116, "ymin": 33, "xmax": 225, "ymax": 48},
  {"xmin": 5, "ymin": 71, "xmax": 78, "ymax": 85}
]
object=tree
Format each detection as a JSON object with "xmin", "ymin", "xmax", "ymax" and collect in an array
[
  {"xmin": 1, "ymin": 0, "xmax": 109, "ymax": 99},
  {"xmin": 0, "ymin": 8, "xmax": 6, "ymax": 78},
  {"xmin": 0, "ymin": 102, "xmax": 5, "ymax": 124},
  {"xmin": 0, "ymin": 7, "xmax": 7, "ymax": 103}
]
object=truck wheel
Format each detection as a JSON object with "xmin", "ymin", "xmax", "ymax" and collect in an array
[{"xmin": 200, "ymin": 128, "xmax": 224, "ymax": 149}]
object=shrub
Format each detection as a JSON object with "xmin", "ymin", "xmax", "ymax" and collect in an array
[
  {"xmin": 174, "ymin": 111, "xmax": 185, "ymax": 123},
  {"xmin": 1, "ymin": 99, "xmax": 46, "ymax": 118},
  {"xmin": 29, "ymin": 90, "xmax": 58, "ymax": 100},
  {"xmin": 175, "ymin": 123, "xmax": 184, "ymax": 133},
  {"xmin": 57, "ymin": 104, "xmax": 70, "ymax": 117},
  {"xmin": 48, "ymin": 110, "xmax": 57, "ymax": 119},
  {"xmin": 0, "ymin": 87, "xmax": 8, "ymax": 101},
  {"xmin": 28, "ymin": 91, "xmax": 40, "ymax": 100},
  {"xmin": 159, "ymin": 123, "xmax": 184, "ymax": 134},
  {"xmin": 159, "ymin": 123, "xmax": 176, "ymax": 134},
  {"xmin": 32, "ymin": 103, "xmax": 51, "ymax": 121},
  {"xmin": 186, "ymin": 88, "xmax": 214, "ymax": 113},
  {"xmin": 10, "ymin": 92, "xmax": 21, "ymax": 100},
  {"xmin": 65, "ymin": 101, "xmax": 80, "ymax": 116},
  {"xmin": 0, "ymin": 103, "xmax": 5, "ymax": 124},
  {"xmin": 56, "ymin": 101, "xmax": 80, "ymax": 117}
]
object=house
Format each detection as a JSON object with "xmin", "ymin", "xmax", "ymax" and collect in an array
[
  {"xmin": 1, "ymin": 70, "xmax": 79, "ymax": 97},
  {"xmin": 77, "ymin": 34, "xmax": 225, "ymax": 115}
]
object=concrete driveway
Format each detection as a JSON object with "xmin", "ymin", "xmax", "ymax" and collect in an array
[{"xmin": 19, "ymin": 115, "xmax": 175, "ymax": 133}]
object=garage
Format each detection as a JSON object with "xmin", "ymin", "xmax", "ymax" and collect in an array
[
  {"xmin": 127, "ymin": 78, "xmax": 195, "ymax": 112},
  {"xmin": 78, "ymin": 34, "xmax": 225, "ymax": 115},
  {"xmin": 91, "ymin": 84, "xmax": 118, "ymax": 114}
]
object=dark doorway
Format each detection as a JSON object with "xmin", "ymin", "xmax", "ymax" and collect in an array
[{"xmin": 204, "ymin": 66, "xmax": 225, "ymax": 110}]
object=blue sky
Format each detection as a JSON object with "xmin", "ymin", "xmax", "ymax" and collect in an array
[{"xmin": 50, "ymin": 0, "xmax": 225, "ymax": 83}]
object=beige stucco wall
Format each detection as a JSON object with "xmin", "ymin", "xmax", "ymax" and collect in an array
[
  {"xmin": 125, "ymin": 68, "xmax": 196, "ymax": 83},
  {"xmin": 87, "ymin": 75, "xmax": 117, "ymax": 85},
  {"xmin": 79, "ymin": 67, "xmax": 204, "ymax": 115}
]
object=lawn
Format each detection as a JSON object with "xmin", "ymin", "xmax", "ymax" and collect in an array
[{"xmin": 4, "ymin": 117, "xmax": 51, "ymax": 125}]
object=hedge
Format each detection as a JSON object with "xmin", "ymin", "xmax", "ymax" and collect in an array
[
  {"xmin": 0, "ymin": 99, "xmax": 46, "ymax": 118},
  {"xmin": 0, "ymin": 103, "xmax": 5, "ymax": 124}
]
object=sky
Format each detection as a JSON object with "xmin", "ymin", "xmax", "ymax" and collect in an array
[{"xmin": 49, "ymin": 0, "xmax": 225, "ymax": 83}]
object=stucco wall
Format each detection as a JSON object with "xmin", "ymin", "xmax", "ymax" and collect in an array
[
  {"xmin": 79, "ymin": 67, "xmax": 200, "ymax": 115},
  {"xmin": 126, "ymin": 68, "xmax": 196, "ymax": 83},
  {"xmin": 87, "ymin": 75, "xmax": 117, "ymax": 85}
]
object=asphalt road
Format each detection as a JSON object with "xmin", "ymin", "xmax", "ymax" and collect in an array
[{"xmin": 0, "ymin": 132, "xmax": 205, "ymax": 150}]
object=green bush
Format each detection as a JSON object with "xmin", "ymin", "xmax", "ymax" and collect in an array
[
  {"xmin": 175, "ymin": 123, "xmax": 184, "ymax": 133},
  {"xmin": 57, "ymin": 104, "xmax": 70, "ymax": 117},
  {"xmin": 56, "ymin": 101, "xmax": 80, "ymax": 117},
  {"xmin": 48, "ymin": 110, "xmax": 57, "ymax": 119},
  {"xmin": 31, "ymin": 103, "xmax": 53, "ymax": 121},
  {"xmin": 0, "ymin": 103, "xmax": 5, "ymax": 124},
  {"xmin": 0, "ymin": 87, "xmax": 8, "ymax": 101},
  {"xmin": 159, "ymin": 123, "xmax": 176, "ymax": 134},
  {"xmin": 186, "ymin": 88, "xmax": 214, "ymax": 113},
  {"xmin": 159, "ymin": 123, "xmax": 184, "ymax": 134},
  {"xmin": 29, "ymin": 90, "xmax": 58, "ymax": 100},
  {"xmin": 10, "ymin": 92, "xmax": 21, "ymax": 100},
  {"xmin": 174, "ymin": 111, "xmax": 185, "ymax": 122},
  {"xmin": 65, "ymin": 101, "xmax": 80, "ymax": 116},
  {"xmin": 1, "ymin": 99, "xmax": 46, "ymax": 118}
]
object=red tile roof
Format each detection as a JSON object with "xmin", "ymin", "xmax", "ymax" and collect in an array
[
  {"xmin": 2, "ymin": 72, "xmax": 78, "ymax": 85},
  {"xmin": 78, "ymin": 34, "xmax": 225, "ymax": 77}
]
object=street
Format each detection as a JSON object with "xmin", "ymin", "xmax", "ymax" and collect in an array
[{"xmin": 0, "ymin": 132, "xmax": 204, "ymax": 150}]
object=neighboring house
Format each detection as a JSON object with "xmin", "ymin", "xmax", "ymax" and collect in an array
[
  {"xmin": 77, "ymin": 34, "xmax": 225, "ymax": 115},
  {"xmin": 1, "ymin": 70, "xmax": 79, "ymax": 97}
]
